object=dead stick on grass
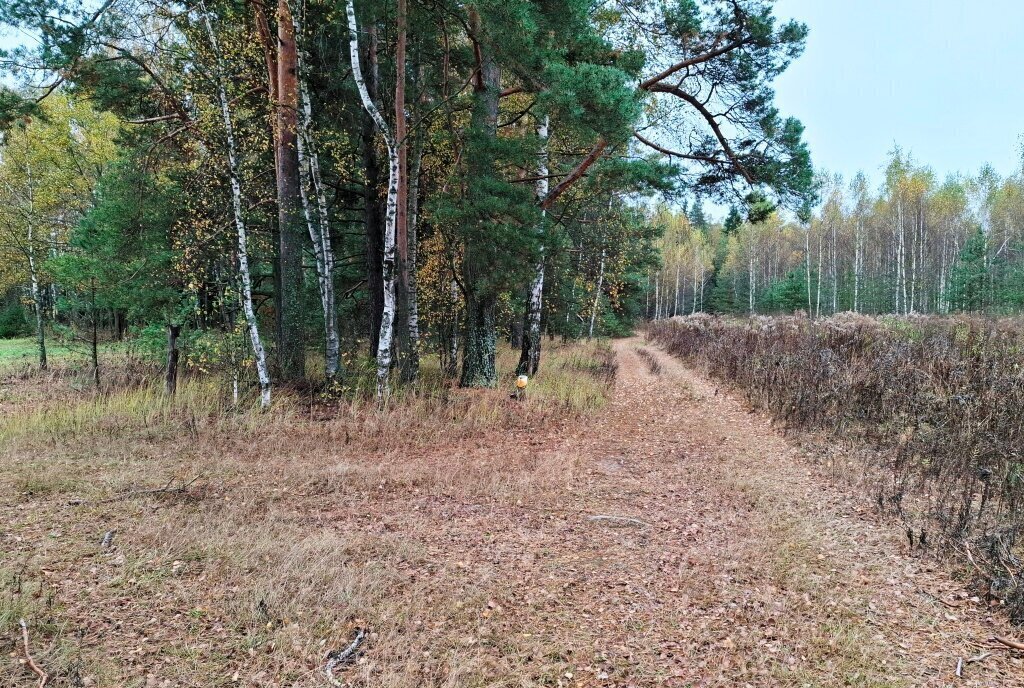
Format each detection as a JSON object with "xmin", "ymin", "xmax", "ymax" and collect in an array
[
  {"xmin": 70, "ymin": 475, "xmax": 202, "ymax": 506},
  {"xmin": 19, "ymin": 619, "xmax": 49, "ymax": 687},
  {"xmin": 588, "ymin": 515, "xmax": 650, "ymax": 528},
  {"xmin": 324, "ymin": 628, "xmax": 366, "ymax": 685},
  {"xmin": 994, "ymin": 636, "xmax": 1024, "ymax": 651},
  {"xmin": 967, "ymin": 651, "xmax": 992, "ymax": 663}
]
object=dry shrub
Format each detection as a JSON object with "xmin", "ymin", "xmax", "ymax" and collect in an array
[
  {"xmin": 649, "ymin": 314, "xmax": 1024, "ymax": 616},
  {"xmin": 635, "ymin": 347, "xmax": 661, "ymax": 375}
]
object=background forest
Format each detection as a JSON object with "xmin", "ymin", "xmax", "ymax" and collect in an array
[
  {"xmin": 653, "ymin": 154, "xmax": 1024, "ymax": 319},
  {"xmin": 0, "ymin": 0, "xmax": 814, "ymax": 402}
]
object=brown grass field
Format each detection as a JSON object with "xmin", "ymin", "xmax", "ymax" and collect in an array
[{"xmin": 3, "ymin": 336, "xmax": 1024, "ymax": 687}]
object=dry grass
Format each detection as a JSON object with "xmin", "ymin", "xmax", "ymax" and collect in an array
[
  {"xmin": 0, "ymin": 340, "xmax": 616, "ymax": 687},
  {"xmin": 648, "ymin": 314, "xmax": 1024, "ymax": 618}
]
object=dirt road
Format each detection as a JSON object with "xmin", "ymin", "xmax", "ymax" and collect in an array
[
  {"xmin": 5, "ymin": 338, "xmax": 1023, "ymax": 686},
  {"xmin": 511, "ymin": 338, "xmax": 1023, "ymax": 686}
]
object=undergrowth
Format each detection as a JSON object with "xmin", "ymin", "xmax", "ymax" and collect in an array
[{"xmin": 649, "ymin": 313, "xmax": 1024, "ymax": 618}]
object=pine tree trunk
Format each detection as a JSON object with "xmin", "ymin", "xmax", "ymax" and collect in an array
[
  {"xmin": 517, "ymin": 115, "xmax": 549, "ymax": 376},
  {"xmin": 345, "ymin": 0, "xmax": 399, "ymax": 399},
  {"xmin": 461, "ymin": 292, "xmax": 497, "ymax": 387},
  {"xmin": 202, "ymin": 3, "xmax": 272, "ymax": 409},
  {"xmin": 405, "ymin": 129, "xmax": 423, "ymax": 382},
  {"xmin": 274, "ymin": 0, "xmax": 305, "ymax": 381},
  {"xmin": 394, "ymin": 0, "xmax": 411, "ymax": 381},
  {"xmin": 459, "ymin": 7, "xmax": 501, "ymax": 387}
]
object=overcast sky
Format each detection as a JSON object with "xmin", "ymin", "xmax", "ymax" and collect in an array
[{"xmin": 771, "ymin": 0, "xmax": 1024, "ymax": 189}]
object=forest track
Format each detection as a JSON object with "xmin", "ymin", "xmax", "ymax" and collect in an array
[
  {"xmin": 5, "ymin": 338, "xmax": 1024, "ymax": 686},
  {"xmin": 541, "ymin": 337, "xmax": 1024, "ymax": 686}
]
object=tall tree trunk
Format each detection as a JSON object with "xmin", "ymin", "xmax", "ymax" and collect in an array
[
  {"xmin": 345, "ymin": 0, "xmax": 399, "ymax": 399},
  {"xmin": 749, "ymin": 253, "xmax": 756, "ymax": 315},
  {"xmin": 360, "ymin": 25, "xmax": 385, "ymax": 354},
  {"xmin": 459, "ymin": 7, "xmax": 501, "ymax": 387},
  {"xmin": 691, "ymin": 250, "xmax": 698, "ymax": 315},
  {"xmin": 815, "ymin": 235, "xmax": 822, "ymax": 317},
  {"xmin": 202, "ymin": 3, "xmax": 272, "ymax": 409},
  {"xmin": 404, "ymin": 128, "xmax": 423, "ymax": 382},
  {"xmin": 27, "ymin": 217, "xmax": 47, "ymax": 370},
  {"xmin": 517, "ymin": 115, "xmax": 549, "ymax": 376},
  {"xmin": 294, "ymin": 7, "xmax": 340, "ymax": 378},
  {"xmin": 854, "ymin": 218, "xmax": 862, "ymax": 313},
  {"xmin": 673, "ymin": 263, "xmax": 681, "ymax": 316},
  {"xmin": 275, "ymin": 0, "xmax": 305, "ymax": 381},
  {"xmin": 165, "ymin": 323, "xmax": 181, "ymax": 395},
  {"xmin": 48, "ymin": 226, "xmax": 59, "ymax": 320},
  {"xmin": 805, "ymin": 225, "xmax": 812, "ymax": 317},
  {"xmin": 393, "ymin": 0, "xmax": 410, "ymax": 379},
  {"xmin": 589, "ymin": 247, "xmax": 606, "ymax": 338}
]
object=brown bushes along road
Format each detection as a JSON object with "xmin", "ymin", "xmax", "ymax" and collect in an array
[{"xmin": 649, "ymin": 313, "xmax": 1024, "ymax": 618}]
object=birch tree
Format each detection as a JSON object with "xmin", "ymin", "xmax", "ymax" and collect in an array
[
  {"xmin": 200, "ymin": 3, "xmax": 272, "ymax": 409},
  {"xmin": 345, "ymin": 0, "xmax": 399, "ymax": 399}
]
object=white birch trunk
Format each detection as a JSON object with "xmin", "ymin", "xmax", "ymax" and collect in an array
[
  {"xmin": 673, "ymin": 263, "xmax": 681, "ymax": 316},
  {"xmin": 28, "ymin": 220, "xmax": 47, "ymax": 369},
  {"xmin": 853, "ymin": 218, "xmax": 862, "ymax": 313},
  {"xmin": 815, "ymin": 235, "xmax": 822, "ymax": 317},
  {"xmin": 805, "ymin": 225, "xmax": 813, "ymax": 316},
  {"xmin": 521, "ymin": 115, "xmax": 549, "ymax": 374},
  {"xmin": 748, "ymin": 253, "xmax": 756, "ymax": 315},
  {"xmin": 294, "ymin": 16, "xmax": 340, "ymax": 378},
  {"xmin": 202, "ymin": 4, "xmax": 272, "ymax": 409},
  {"xmin": 589, "ymin": 248, "xmax": 605, "ymax": 337},
  {"xmin": 345, "ymin": 0, "xmax": 399, "ymax": 399},
  {"xmin": 691, "ymin": 251, "xmax": 698, "ymax": 315}
]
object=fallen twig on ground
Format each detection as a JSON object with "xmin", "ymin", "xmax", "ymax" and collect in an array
[
  {"xmin": 69, "ymin": 475, "xmax": 202, "ymax": 506},
  {"xmin": 993, "ymin": 636, "xmax": 1024, "ymax": 651},
  {"xmin": 588, "ymin": 514, "xmax": 649, "ymax": 528},
  {"xmin": 967, "ymin": 651, "xmax": 992, "ymax": 663},
  {"xmin": 19, "ymin": 619, "xmax": 49, "ymax": 687},
  {"xmin": 324, "ymin": 627, "xmax": 366, "ymax": 686}
]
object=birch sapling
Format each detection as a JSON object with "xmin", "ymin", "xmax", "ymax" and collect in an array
[{"xmin": 344, "ymin": 0, "xmax": 399, "ymax": 399}]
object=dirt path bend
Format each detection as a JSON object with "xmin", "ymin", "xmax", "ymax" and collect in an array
[{"xmin": 529, "ymin": 338, "xmax": 1022, "ymax": 687}]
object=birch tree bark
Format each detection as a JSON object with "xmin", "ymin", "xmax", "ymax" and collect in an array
[
  {"xmin": 517, "ymin": 115, "xmax": 549, "ymax": 376},
  {"xmin": 293, "ymin": 5, "xmax": 340, "ymax": 378},
  {"xmin": 589, "ymin": 247, "xmax": 605, "ymax": 338},
  {"xmin": 345, "ymin": 0, "xmax": 399, "ymax": 399},
  {"xmin": 27, "ymin": 216, "xmax": 47, "ymax": 370},
  {"xmin": 201, "ymin": 3, "xmax": 272, "ymax": 409}
]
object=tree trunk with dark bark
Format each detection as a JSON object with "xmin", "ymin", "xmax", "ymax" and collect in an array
[
  {"xmin": 165, "ymin": 323, "xmax": 181, "ymax": 395},
  {"xmin": 275, "ymin": 0, "xmax": 305, "ymax": 381},
  {"xmin": 459, "ymin": 7, "xmax": 501, "ymax": 387},
  {"xmin": 360, "ymin": 25, "xmax": 385, "ymax": 355}
]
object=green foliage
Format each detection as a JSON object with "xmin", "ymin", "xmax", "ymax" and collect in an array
[
  {"xmin": 0, "ymin": 301, "xmax": 30, "ymax": 338},
  {"xmin": 760, "ymin": 269, "xmax": 808, "ymax": 314}
]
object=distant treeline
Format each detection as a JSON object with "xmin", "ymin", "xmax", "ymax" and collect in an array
[{"xmin": 650, "ymin": 150, "xmax": 1024, "ymax": 317}]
